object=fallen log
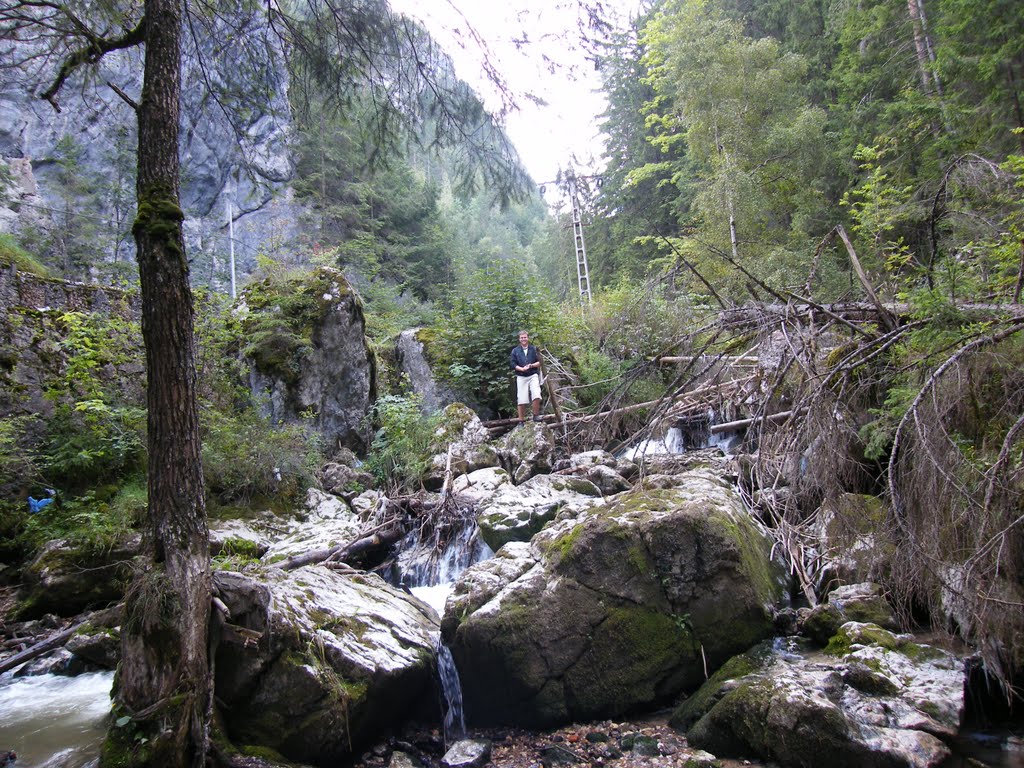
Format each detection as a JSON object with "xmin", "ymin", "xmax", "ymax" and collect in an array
[
  {"xmin": 0, "ymin": 604, "xmax": 120, "ymax": 675},
  {"xmin": 709, "ymin": 409, "xmax": 800, "ymax": 434},
  {"xmin": 277, "ymin": 525, "xmax": 408, "ymax": 571}
]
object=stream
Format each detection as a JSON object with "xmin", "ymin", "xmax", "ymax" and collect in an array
[{"xmin": 0, "ymin": 670, "xmax": 112, "ymax": 768}]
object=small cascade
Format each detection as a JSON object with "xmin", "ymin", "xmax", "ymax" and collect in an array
[
  {"xmin": 388, "ymin": 508, "xmax": 491, "ymax": 733},
  {"xmin": 397, "ymin": 517, "xmax": 493, "ymax": 615},
  {"xmin": 435, "ymin": 635, "xmax": 466, "ymax": 743}
]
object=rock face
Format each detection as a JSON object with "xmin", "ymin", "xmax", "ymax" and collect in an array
[
  {"xmin": 679, "ymin": 625, "xmax": 964, "ymax": 768},
  {"xmin": 442, "ymin": 466, "xmax": 787, "ymax": 728},
  {"xmin": 475, "ymin": 473, "xmax": 603, "ymax": 551},
  {"xmin": 396, "ymin": 329, "xmax": 463, "ymax": 415},
  {"xmin": 245, "ymin": 269, "xmax": 375, "ymax": 452},
  {"xmin": 212, "ymin": 567, "xmax": 440, "ymax": 766},
  {"xmin": 0, "ymin": 21, "xmax": 301, "ymax": 276}
]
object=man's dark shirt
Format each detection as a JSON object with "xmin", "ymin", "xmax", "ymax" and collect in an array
[{"xmin": 510, "ymin": 344, "xmax": 540, "ymax": 376}]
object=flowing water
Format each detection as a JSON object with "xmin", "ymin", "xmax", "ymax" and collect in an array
[
  {"xmin": 395, "ymin": 514, "xmax": 492, "ymax": 741},
  {"xmin": 0, "ymin": 670, "xmax": 112, "ymax": 768}
]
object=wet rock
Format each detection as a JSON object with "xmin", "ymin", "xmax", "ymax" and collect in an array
[
  {"xmin": 212, "ymin": 567, "xmax": 438, "ymax": 765},
  {"xmin": 445, "ymin": 466, "xmax": 787, "ymax": 728},
  {"xmin": 828, "ymin": 582, "xmax": 898, "ymax": 630},
  {"xmin": 260, "ymin": 489, "xmax": 362, "ymax": 564},
  {"xmin": 800, "ymin": 603, "xmax": 845, "ymax": 645},
  {"xmin": 65, "ymin": 626, "xmax": 120, "ymax": 670},
  {"xmin": 682, "ymin": 627, "xmax": 964, "ymax": 768},
  {"xmin": 475, "ymin": 473, "xmax": 602, "ymax": 551},
  {"xmin": 441, "ymin": 739, "xmax": 492, "ymax": 768}
]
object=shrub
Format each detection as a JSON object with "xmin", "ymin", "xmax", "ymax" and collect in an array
[
  {"xmin": 365, "ymin": 393, "xmax": 439, "ymax": 493},
  {"xmin": 202, "ymin": 409, "xmax": 324, "ymax": 506}
]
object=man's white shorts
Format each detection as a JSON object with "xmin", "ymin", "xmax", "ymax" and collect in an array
[{"xmin": 517, "ymin": 373, "xmax": 541, "ymax": 405}]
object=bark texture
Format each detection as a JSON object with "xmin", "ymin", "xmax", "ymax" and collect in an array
[{"xmin": 106, "ymin": 1, "xmax": 212, "ymax": 765}]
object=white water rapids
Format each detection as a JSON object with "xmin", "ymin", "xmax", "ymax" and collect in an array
[{"xmin": 0, "ymin": 670, "xmax": 112, "ymax": 768}]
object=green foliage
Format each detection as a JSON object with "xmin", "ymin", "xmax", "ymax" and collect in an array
[
  {"xmin": 0, "ymin": 234, "xmax": 53, "ymax": 276},
  {"xmin": 42, "ymin": 401, "xmax": 146, "ymax": 489},
  {"xmin": 439, "ymin": 259, "xmax": 558, "ymax": 414},
  {"xmin": 202, "ymin": 408, "xmax": 324, "ymax": 507},
  {"xmin": 364, "ymin": 393, "xmax": 439, "ymax": 493},
  {"xmin": 0, "ymin": 414, "xmax": 42, "ymax": 492},
  {"xmin": 33, "ymin": 310, "xmax": 147, "ymax": 490},
  {"xmin": 20, "ymin": 477, "xmax": 147, "ymax": 552}
]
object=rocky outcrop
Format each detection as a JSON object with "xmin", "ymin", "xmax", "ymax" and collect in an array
[
  {"xmin": 212, "ymin": 567, "xmax": 440, "ymax": 766},
  {"xmin": 396, "ymin": 329, "xmax": 463, "ymax": 415},
  {"xmin": 678, "ymin": 625, "xmax": 964, "ymax": 768},
  {"xmin": 442, "ymin": 466, "xmax": 787, "ymax": 727},
  {"xmin": 244, "ymin": 268, "xmax": 375, "ymax": 452}
]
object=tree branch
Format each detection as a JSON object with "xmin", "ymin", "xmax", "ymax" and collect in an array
[{"xmin": 40, "ymin": 17, "xmax": 146, "ymax": 112}]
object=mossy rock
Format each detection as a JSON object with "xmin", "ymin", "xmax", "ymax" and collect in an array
[
  {"xmin": 669, "ymin": 642, "xmax": 774, "ymax": 731},
  {"xmin": 801, "ymin": 603, "xmax": 844, "ymax": 646}
]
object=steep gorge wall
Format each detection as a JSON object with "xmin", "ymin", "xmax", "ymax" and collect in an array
[{"xmin": 0, "ymin": 23, "xmax": 305, "ymax": 283}]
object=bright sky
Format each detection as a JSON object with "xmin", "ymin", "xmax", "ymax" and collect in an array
[{"xmin": 389, "ymin": 0, "xmax": 641, "ymax": 196}]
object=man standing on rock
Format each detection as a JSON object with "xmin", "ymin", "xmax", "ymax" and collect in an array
[{"xmin": 510, "ymin": 330, "xmax": 543, "ymax": 424}]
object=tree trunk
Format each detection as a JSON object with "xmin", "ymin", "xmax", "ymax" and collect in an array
[
  {"xmin": 105, "ymin": 1, "xmax": 212, "ymax": 766},
  {"xmin": 907, "ymin": 0, "xmax": 933, "ymax": 94}
]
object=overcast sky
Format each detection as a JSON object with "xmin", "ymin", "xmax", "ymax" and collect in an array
[{"xmin": 389, "ymin": 0, "xmax": 640, "ymax": 194}]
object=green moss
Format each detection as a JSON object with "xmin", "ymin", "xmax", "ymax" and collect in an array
[
  {"xmin": 669, "ymin": 644, "xmax": 770, "ymax": 731},
  {"xmin": 547, "ymin": 523, "xmax": 586, "ymax": 562},
  {"xmin": 707, "ymin": 513, "xmax": 783, "ymax": 608},
  {"xmin": 824, "ymin": 623, "xmax": 901, "ymax": 656},
  {"xmin": 132, "ymin": 190, "xmax": 185, "ymax": 258},
  {"xmin": 565, "ymin": 605, "xmax": 695, "ymax": 716}
]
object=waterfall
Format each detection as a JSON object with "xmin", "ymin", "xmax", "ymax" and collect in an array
[
  {"xmin": 389, "ymin": 510, "xmax": 491, "ymax": 733},
  {"xmin": 435, "ymin": 635, "xmax": 466, "ymax": 743},
  {"xmin": 399, "ymin": 520, "xmax": 492, "ymax": 615}
]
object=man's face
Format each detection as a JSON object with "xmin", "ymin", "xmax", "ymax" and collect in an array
[{"xmin": 519, "ymin": 333, "xmax": 529, "ymax": 347}]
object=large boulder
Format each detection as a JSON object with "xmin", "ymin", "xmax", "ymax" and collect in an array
[
  {"xmin": 17, "ymin": 535, "xmax": 140, "ymax": 618},
  {"xmin": 475, "ymin": 472, "xmax": 603, "ymax": 551},
  {"xmin": 212, "ymin": 567, "xmax": 440, "ymax": 766},
  {"xmin": 680, "ymin": 624, "xmax": 964, "ymax": 768},
  {"xmin": 442, "ymin": 467, "xmax": 787, "ymax": 727}
]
